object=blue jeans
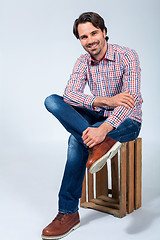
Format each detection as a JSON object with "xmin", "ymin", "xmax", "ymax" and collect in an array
[{"xmin": 44, "ymin": 94, "xmax": 141, "ymax": 214}]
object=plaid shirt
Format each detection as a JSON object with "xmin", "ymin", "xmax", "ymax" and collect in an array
[{"xmin": 63, "ymin": 43, "xmax": 143, "ymax": 128}]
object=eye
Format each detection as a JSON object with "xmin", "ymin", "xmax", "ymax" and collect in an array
[
  {"xmin": 80, "ymin": 35, "xmax": 87, "ymax": 40},
  {"xmin": 92, "ymin": 31, "xmax": 97, "ymax": 36}
]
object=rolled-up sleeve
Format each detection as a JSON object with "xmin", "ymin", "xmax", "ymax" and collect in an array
[
  {"xmin": 63, "ymin": 55, "xmax": 96, "ymax": 109},
  {"xmin": 105, "ymin": 49, "xmax": 143, "ymax": 128}
]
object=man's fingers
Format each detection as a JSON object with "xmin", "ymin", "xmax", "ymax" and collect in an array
[
  {"xmin": 124, "ymin": 90, "xmax": 130, "ymax": 94},
  {"xmin": 126, "ymin": 96, "xmax": 135, "ymax": 106},
  {"xmin": 125, "ymin": 95, "xmax": 135, "ymax": 103},
  {"xmin": 83, "ymin": 133, "xmax": 93, "ymax": 145},
  {"xmin": 120, "ymin": 100, "xmax": 134, "ymax": 108},
  {"xmin": 88, "ymin": 142, "xmax": 96, "ymax": 148},
  {"xmin": 83, "ymin": 133, "xmax": 91, "ymax": 142},
  {"xmin": 82, "ymin": 128, "xmax": 95, "ymax": 146},
  {"xmin": 123, "ymin": 92, "xmax": 134, "ymax": 99},
  {"xmin": 120, "ymin": 102, "xmax": 130, "ymax": 109},
  {"xmin": 82, "ymin": 128, "xmax": 89, "ymax": 139},
  {"xmin": 84, "ymin": 138, "xmax": 94, "ymax": 147},
  {"xmin": 83, "ymin": 135, "xmax": 88, "ymax": 142},
  {"xmin": 122, "ymin": 99, "xmax": 135, "ymax": 108},
  {"xmin": 121, "ymin": 92, "xmax": 135, "ymax": 108}
]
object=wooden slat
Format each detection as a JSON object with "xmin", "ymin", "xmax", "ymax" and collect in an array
[
  {"xmin": 80, "ymin": 202, "xmax": 121, "ymax": 217},
  {"xmin": 134, "ymin": 138, "xmax": 142, "ymax": 209},
  {"xmin": 96, "ymin": 164, "xmax": 108, "ymax": 197},
  {"xmin": 88, "ymin": 170, "xmax": 94, "ymax": 201},
  {"xmin": 90, "ymin": 198, "xmax": 120, "ymax": 209},
  {"xmin": 98, "ymin": 195, "xmax": 119, "ymax": 204},
  {"xmin": 127, "ymin": 141, "xmax": 135, "ymax": 213},
  {"xmin": 119, "ymin": 143, "xmax": 127, "ymax": 217},
  {"xmin": 111, "ymin": 153, "xmax": 119, "ymax": 199},
  {"xmin": 80, "ymin": 171, "xmax": 86, "ymax": 205},
  {"xmin": 80, "ymin": 138, "xmax": 142, "ymax": 218}
]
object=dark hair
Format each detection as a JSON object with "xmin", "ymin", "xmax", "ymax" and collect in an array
[{"xmin": 73, "ymin": 12, "xmax": 109, "ymax": 41}]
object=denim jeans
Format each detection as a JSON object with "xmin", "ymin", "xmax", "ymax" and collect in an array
[{"xmin": 44, "ymin": 94, "xmax": 141, "ymax": 214}]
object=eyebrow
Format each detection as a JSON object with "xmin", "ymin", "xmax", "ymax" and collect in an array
[
  {"xmin": 79, "ymin": 34, "xmax": 87, "ymax": 39},
  {"xmin": 92, "ymin": 30, "xmax": 98, "ymax": 34}
]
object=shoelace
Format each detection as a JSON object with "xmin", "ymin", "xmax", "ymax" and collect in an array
[{"xmin": 55, "ymin": 213, "xmax": 66, "ymax": 222}]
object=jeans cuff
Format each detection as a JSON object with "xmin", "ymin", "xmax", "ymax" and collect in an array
[{"xmin": 58, "ymin": 207, "xmax": 79, "ymax": 214}]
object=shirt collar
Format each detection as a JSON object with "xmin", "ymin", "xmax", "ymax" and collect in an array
[
  {"xmin": 105, "ymin": 43, "xmax": 115, "ymax": 61},
  {"xmin": 88, "ymin": 43, "xmax": 115, "ymax": 65}
]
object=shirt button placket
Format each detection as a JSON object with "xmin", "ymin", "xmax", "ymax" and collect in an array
[{"xmin": 99, "ymin": 62, "xmax": 105, "ymax": 96}]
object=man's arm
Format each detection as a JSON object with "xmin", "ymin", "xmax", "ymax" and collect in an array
[
  {"xmin": 82, "ymin": 49, "xmax": 142, "ymax": 148},
  {"xmin": 63, "ymin": 54, "xmax": 96, "ymax": 109},
  {"xmin": 104, "ymin": 49, "xmax": 142, "ymax": 129},
  {"xmin": 92, "ymin": 90, "xmax": 135, "ymax": 109},
  {"xmin": 82, "ymin": 90, "xmax": 135, "ymax": 148}
]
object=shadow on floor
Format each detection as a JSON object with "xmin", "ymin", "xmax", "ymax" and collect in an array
[
  {"xmin": 125, "ymin": 199, "xmax": 160, "ymax": 234},
  {"xmin": 80, "ymin": 209, "xmax": 108, "ymax": 227}
]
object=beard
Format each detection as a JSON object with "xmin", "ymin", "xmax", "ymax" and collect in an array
[
  {"xmin": 84, "ymin": 39, "xmax": 106, "ymax": 58},
  {"xmin": 85, "ymin": 41, "xmax": 100, "ymax": 56}
]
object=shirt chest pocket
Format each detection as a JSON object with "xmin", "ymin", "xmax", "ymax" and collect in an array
[{"xmin": 103, "ymin": 69, "xmax": 123, "ymax": 94}]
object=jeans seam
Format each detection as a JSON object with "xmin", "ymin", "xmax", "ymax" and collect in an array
[
  {"xmin": 71, "ymin": 105, "xmax": 90, "ymax": 126},
  {"xmin": 118, "ymin": 131, "xmax": 137, "ymax": 141},
  {"xmin": 73, "ymin": 106, "xmax": 106, "ymax": 123}
]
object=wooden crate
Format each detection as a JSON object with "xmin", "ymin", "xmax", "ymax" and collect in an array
[{"xmin": 80, "ymin": 138, "xmax": 142, "ymax": 218}]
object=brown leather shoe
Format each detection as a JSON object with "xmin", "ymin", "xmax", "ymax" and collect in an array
[
  {"xmin": 86, "ymin": 136, "xmax": 122, "ymax": 174},
  {"xmin": 41, "ymin": 212, "xmax": 80, "ymax": 239}
]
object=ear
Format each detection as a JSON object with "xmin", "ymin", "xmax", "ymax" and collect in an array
[{"xmin": 102, "ymin": 29, "xmax": 106, "ymax": 38}]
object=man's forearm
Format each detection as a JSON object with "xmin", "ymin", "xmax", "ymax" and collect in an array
[
  {"xmin": 92, "ymin": 97, "xmax": 108, "ymax": 108},
  {"xmin": 92, "ymin": 90, "xmax": 135, "ymax": 109},
  {"xmin": 98, "ymin": 121, "xmax": 114, "ymax": 135}
]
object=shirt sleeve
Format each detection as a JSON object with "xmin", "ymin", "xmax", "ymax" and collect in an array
[
  {"xmin": 105, "ymin": 49, "xmax": 143, "ymax": 128},
  {"xmin": 63, "ymin": 55, "xmax": 96, "ymax": 109}
]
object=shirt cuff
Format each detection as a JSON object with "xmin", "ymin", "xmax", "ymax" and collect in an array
[
  {"xmin": 83, "ymin": 95, "xmax": 96, "ymax": 109},
  {"xmin": 105, "ymin": 115, "xmax": 122, "ymax": 128}
]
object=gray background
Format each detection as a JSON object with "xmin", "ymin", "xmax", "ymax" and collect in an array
[{"xmin": 0, "ymin": 0, "xmax": 160, "ymax": 239}]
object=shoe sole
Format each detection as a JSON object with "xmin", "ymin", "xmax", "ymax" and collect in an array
[
  {"xmin": 89, "ymin": 141, "xmax": 122, "ymax": 174},
  {"xmin": 41, "ymin": 222, "xmax": 80, "ymax": 239}
]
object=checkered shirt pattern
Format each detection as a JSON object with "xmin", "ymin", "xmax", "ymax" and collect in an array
[{"xmin": 63, "ymin": 43, "xmax": 143, "ymax": 128}]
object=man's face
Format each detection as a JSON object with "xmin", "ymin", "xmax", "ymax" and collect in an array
[{"xmin": 77, "ymin": 22, "xmax": 107, "ymax": 60}]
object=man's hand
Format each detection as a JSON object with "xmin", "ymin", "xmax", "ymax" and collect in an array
[
  {"xmin": 82, "ymin": 122, "xmax": 114, "ymax": 148},
  {"xmin": 93, "ymin": 90, "xmax": 135, "ymax": 109}
]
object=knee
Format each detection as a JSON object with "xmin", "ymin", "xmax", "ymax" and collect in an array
[
  {"xmin": 68, "ymin": 135, "xmax": 79, "ymax": 149},
  {"xmin": 68, "ymin": 135, "xmax": 88, "ymax": 156},
  {"xmin": 44, "ymin": 94, "xmax": 62, "ymax": 112}
]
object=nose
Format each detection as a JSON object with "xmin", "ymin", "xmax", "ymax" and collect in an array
[{"xmin": 87, "ymin": 35, "xmax": 94, "ymax": 44}]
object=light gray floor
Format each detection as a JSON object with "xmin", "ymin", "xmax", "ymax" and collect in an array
[{"xmin": 1, "ymin": 140, "xmax": 160, "ymax": 240}]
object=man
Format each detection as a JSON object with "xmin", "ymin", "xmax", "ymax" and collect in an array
[{"xmin": 42, "ymin": 12, "xmax": 143, "ymax": 239}]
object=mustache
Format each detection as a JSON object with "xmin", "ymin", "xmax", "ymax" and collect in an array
[{"xmin": 86, "ymin": 41, "xmax": 99, "ymax": 48}]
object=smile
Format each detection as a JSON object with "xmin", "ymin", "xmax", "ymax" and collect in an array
[{"xmin": 87, "ymin": 42, "xmax": 99, "ymax": 49}]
